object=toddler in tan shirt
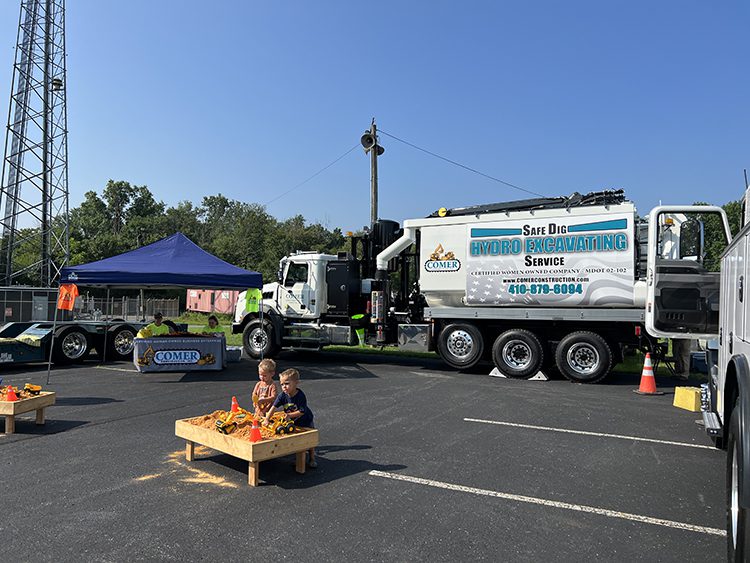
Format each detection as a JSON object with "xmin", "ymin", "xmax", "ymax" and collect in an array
[{"xmin": 252, "ymin": 358, "xmax": 279, "ymax": 417}]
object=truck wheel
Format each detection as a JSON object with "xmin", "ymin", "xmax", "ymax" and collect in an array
[
  {"xmin": 436, "ymin": 323, "xmax": 484, "ymax": 370},
  {"xmin": 107, "ymin": 325, "xmax": 137, "ymax": 360},
  {"xmin": 727, "ymin": 402, "xmax": 750, "ymax": 561},
  {"xmin": 491, "ymin": 329, "xmax": 544, "ymax": 379},
  {"xmin": 555, "ymin": 331, "xmax": 612, "ymax": 383},
  {"xmin": 243, "ymin": 319, "xmax": 279, "ymax": 359},
  {"xmin": 53, "ymin": 328, "xmax": 91, "ymax": 364}
]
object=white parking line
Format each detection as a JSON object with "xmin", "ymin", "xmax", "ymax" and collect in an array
[
  {"xmin": 464, "ymin": 418, "xmax": 716, "ymax": 450},
  {"xmin": 94, "ymin": 366, "xmax": 138, "ymax": 373},
  {"xmin": 409, "ymin": 371, "xmax": 454, "ymax": 379},
  {"xmin": 369, "ymin": 470, "xmax": 725, "ymax": 537}
]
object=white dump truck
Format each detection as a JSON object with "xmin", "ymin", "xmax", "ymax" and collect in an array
[{"xmin": 233, "ymin": 189, "xmax": 731, "ymax": 383}]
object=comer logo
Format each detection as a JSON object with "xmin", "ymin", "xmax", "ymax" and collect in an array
[
  {"xmin": 425, "ymin": 259, "xmax": 461, "ymax": 272},
  {"xmin": 425, "ymin": 243, "xmax": 460, "ymax": 272},
  {"xmin": 154, "ymin": 350, "xmax": 201, "ymax": 364}
]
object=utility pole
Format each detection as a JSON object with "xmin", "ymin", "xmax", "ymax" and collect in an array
[
  {"xmin": 369, "ymin": 120, "xmax": 378, "ymax": 228},
  {"xmin": 360, "ymin": 119, "xmax": 385, "ymax": 229}
]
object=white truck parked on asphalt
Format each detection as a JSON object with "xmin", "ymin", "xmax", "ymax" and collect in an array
[
  {"xmin": 696, "ymin": 183, "xmax": 750, "ymax": 560},
  {"xmin": 234, "ymin": 189, "xmax": 731, "ymax": 383}
]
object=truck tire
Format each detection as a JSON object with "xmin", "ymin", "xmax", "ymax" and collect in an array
[
  {"xmin": 727, "ymin": 401, "xmax": 750, "ymax": 561},
  {"xmin": 436, "ymin": 323, "xmax": 484, "ymax": 370},
  {"xmin": 53, "ymin": 327, "xmax": 91, "ymax": 364},
  {"xmin": 243, "ymin": 319, "xmax": 279, "ymax": 359},
  {"xmin": 555, "ymin": 331, "xmax": 612, "ymax": 383},
  {"xmin": 491, "ymin": 329, "xmax": 544, "ymax": 379},
  {"xmin": 107, "ymin": 325, "xmax": 137, "ymax": 361}
]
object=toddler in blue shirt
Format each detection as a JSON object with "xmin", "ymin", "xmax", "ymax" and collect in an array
[{"xmin": 263, "ymin": 368, "xmax": 316, "ymax": 467}]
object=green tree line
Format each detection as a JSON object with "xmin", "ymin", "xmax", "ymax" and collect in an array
[
  {"xmin": 12, "ymin": 180, "xmax": 346, "ymax": 286},
  {"xmin": 5, "ymin": 180, "xmax": 745, "ymax": 286},
  {"xmin": 694, "ymin": 199, "xmax": 742, "ymax": 271}
]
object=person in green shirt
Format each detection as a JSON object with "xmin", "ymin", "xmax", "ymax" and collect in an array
[
  {"xmin": 201, "ymin": 314, "xmax": 223, "ymax": 336},
  {"xmin": 145, "ymin": 312, "xmax": 171, "ymax": 336},
  {"xmin": 245, "ymin": 288, "xmax": 261, "ymax": 313}
]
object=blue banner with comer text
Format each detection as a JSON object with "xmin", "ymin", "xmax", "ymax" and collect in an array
[{"xmin": 133, "ymin": 336, "xmax": 226, "ymax": 372}]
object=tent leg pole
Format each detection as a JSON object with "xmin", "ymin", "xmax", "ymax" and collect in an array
[
  {"xmin": 46, "ymin": 288, "xmax": 62, "ymax": 385},
  {"xmin": 102, "ymin": 287, "xmax": 110, "ymax": 363}
]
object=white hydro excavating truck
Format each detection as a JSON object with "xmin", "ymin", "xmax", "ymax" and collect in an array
[{"xmin": 233, "ymin": 189, "xmax": 731, "ymax": 383}]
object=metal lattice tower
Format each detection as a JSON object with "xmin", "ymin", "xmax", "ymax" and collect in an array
[{"xmin": 0, "ymin": 0, "xmax": 69, "ymax": 286}]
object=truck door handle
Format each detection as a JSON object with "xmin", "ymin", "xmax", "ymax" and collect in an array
[
  {"xmin": 740, "ymin": 276, "xmax": 744, "ymax": 303},
  {"xmin": 730, "ymin": 331, "xmax": 734, "ymax": 354}
]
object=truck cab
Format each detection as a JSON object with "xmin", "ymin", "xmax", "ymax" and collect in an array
[
  {"xmin": 233, "ymin": 253, "xmax": 336, "ymax": 324},
  {"xmin": 276, "ymin": 252, "xmax": 332, "ymax": 319},
  {"xmin": 232, "ymin": 251, "xmax": 370, "ymax": 356}
]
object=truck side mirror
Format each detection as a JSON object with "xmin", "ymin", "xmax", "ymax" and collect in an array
[{"xmin": 679, "ymin": 218, "xmax": 702, "ymax": 260}]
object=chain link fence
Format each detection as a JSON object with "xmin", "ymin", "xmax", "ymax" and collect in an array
[
  {"xmin": 0, "ymin": 287, "xmax": 66, "ymax": 324},
  {"xmin": 0, "ymin": 288, "xmax": 180, "ymax": 325},
  {"xmin": 74, "ymin": 296, "xmax": 179, "ymax": 321}
]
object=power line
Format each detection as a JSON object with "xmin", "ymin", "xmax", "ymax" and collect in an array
[
  {"xmin": 263, "ymin": 144, "xmax": 360, "ymax": 207},
  {"xmin": 378, "ymin": 130, "xmax": 546, "ymax": 198}
]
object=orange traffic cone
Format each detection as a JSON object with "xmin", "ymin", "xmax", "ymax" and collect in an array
[
  {"xmin": 634, "ymin": 353, "xmax": 664, "ymax": 395},
  {"xmin": 5, "ymin": 385, "xmax": 18, "ymax": 402},
  {"xmin": 249, "ymin": 418, "xmax": 262, "ymax": 442},
  {"xmin": 231, "ymin": 396, "xmax": 240, "ymax": 413}
]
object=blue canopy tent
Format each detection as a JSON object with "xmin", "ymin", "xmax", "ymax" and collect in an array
[
  {"xmin": 46, "ymin": 233, "xmax": 263, "ymax": 379},
  {"xmin": 59, "ymin": 232, "xmax": 263, "ymax": 289}
]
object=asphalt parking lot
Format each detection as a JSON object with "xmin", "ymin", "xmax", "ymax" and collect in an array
[{"xmin": 1, "ymin": 353, "xmax": 725, "ymax": 562}]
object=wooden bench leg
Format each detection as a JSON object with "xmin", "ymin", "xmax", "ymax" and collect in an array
[
  {"xmin": 36, "ymin": 408, "xmax": 45, "ymax": 425},
  {"xmin": 248, "ymin": 461, "xmax": 259, "ymax": 486},
  {"xmin": 295, "ymin": 451, "xmax": 306, "ymax": 474},
  {"xmin": 4, "ymin": 415, "xmax": 14, "ymax": 435},
  {"xmin": 185, "ymin": 440, "xmax": 195, "ymax": 461}
]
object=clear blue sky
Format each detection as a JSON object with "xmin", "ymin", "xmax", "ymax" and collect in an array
[{"xmin": 0, "ymin": 1, "xmax": 748, "ymax": 233}]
